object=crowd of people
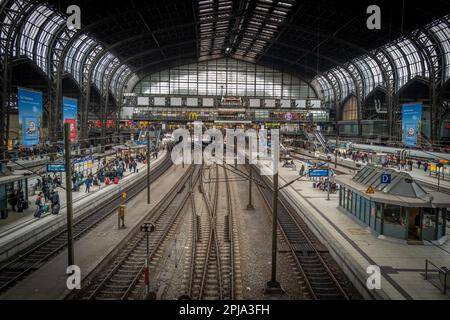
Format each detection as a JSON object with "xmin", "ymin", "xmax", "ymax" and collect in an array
[
  {"xmin": 6, "ymin": 144, "xmax": 63, "ymax": 162},
  {"xmin": 33, "ymin": 174, "xmax": 61, "ymax": 218},
  {"xmin": 335, "ymin": 149, "xmax": 435, "ymax": 174},
  {"xmin": 312, "ymin": 178, "xmax": 339, "ymax": 193}
]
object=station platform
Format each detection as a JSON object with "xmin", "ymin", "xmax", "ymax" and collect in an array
[
  {"xmin": 271, "ymin": 158, "xmax": 450, "ymax": 300},
  {"xmin": 294, "ymin": 148, "xmax": 450, "ymax": 192},
  {"xmin": 0, "ymin": 163, "xmax": 187, "ymax": 300},
  {"xmin": 0, "ymin": 151, "xmax": 167, "ymax": 263}
]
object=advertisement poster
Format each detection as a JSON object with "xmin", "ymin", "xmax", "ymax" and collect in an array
[
  {"xmin": 63, "ymin": 97, "xmax": 78, "ymax": 144},
  {"xmin": 18, "ymin": 88, "xmax": 43, "ymax": 147},
  {"xmin": 402, "ymin": 103, "xmax": 422, "ymax": 148}
]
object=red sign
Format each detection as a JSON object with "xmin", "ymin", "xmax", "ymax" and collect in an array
[{"xmin": 65, "ymin": 118, "xmax": 76, "ymax": 143}]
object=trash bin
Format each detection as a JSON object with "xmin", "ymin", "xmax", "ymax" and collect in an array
[{"xmin": 1, "ymin": 209, "xmax": 9, "ymax": 219}]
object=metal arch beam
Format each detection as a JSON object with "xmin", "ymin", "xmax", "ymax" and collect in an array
[
  {"xmin": 322, "ymin": 73, "xmax": 340, "ymax": 139},
  {"xmin": 407, "ymin": 35, "xmax": 430, "ymax": 80},
  {"xmin": 1, "ymin": 0, "xmax": 39, "ymax": 153},
  {"xmin": 31, "ymin": 11, "xmax": 60, "ymax": 73},
  {"xmin": 353, "ymin": 57, "xmax": 376, "ymax": 100},
  {"xmin": 411, "ymin": 27, "xmax": 446, "ymax": 144},
  {"xmin": 376, "ymin": 47, "xmax": 399, "ymax": 139}
]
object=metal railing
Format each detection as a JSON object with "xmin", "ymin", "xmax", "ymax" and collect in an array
[{"xmin": 425, "ymin": 259, "xmax": 449, "ymax": 294}]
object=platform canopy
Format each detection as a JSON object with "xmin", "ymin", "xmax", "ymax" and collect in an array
[{"xmin": 335, "ymin": 165, "xmax": 450, "ymax": 208}]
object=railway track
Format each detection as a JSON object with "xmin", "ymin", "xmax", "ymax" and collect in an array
[
  {"xmin": 185, "ymin": 164, "xmax": 238, "ymax": 300},
  {"xmin": 72, "ymin": 165, "xmax": 200, "ymax": 300},
  {"xmin": 254, "ymin": 168, "xmax": 354, "ymax": 300},
  {"xmin": 0, "ymin": 153, "xmax": 172, "ymax": 294}
]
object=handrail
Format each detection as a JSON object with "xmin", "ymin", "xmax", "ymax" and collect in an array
[{"xmin": 425, "ymin": 259, "xmax": 449, "ymax": 294}]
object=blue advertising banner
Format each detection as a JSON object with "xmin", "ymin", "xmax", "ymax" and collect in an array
[
  {"xmin": 402, "ymin": 103, "xmax": 422, "ymax": 148},
  {"xmin": 18, "ymin": 88, "xmax": 43, "ymax": 147},
  {"xmin": 63, "ymin": 97, "xmax": 78, "ymax": 143}
]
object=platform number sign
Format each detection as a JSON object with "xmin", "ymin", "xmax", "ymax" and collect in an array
[{"xmin": 380, "ymin": 174, "xmax": 391, "ymax": 184}]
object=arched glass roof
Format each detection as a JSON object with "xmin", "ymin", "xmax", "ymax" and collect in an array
[
  {"xmin": 1, "ymin": 0, "xmax": 136, "ymax": 99},
  {"xmin": 313, "ymin": 14, "xmax": 449, "ymax": 102}
]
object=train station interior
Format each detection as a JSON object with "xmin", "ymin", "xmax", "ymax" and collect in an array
[{"xmin": 1, "ymin": 0, "xmax": 450, "ymax": 305}]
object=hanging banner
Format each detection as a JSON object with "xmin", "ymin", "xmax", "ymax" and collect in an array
[
  {"xmin": 402, "ymin": 103, "xmax": 422, "ymax": 148},
  {"xmin": 63, "ymin": 97, "xmax": 78, "ymax": 144},
  {"xmin": 18, "ymin": 88, "xmax": 43, "ymax": 147}
]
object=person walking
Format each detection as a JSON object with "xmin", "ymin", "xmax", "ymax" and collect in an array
[
  {"xmin": 132, "ymin": 160, "xmax": 137, "ymax": 173},
  {"xmin": 424, "ymin": 162, "xmax": 429, "ymax": 173},
  {"xmin": 300, "ymin": 164, "xmax": 305, "ymax": 177}
]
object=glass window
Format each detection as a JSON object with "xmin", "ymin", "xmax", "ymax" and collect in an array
[
  {"xmin": 132, "ymin": 58, "xmax": 316, "ymax": 99},
  {"xmin": 422, "ymin": 208, "xmax": 437, "ymax": 241},
  {"xmin": 383, "ymin": 204, "xmax": 406, "ymax": 239}
]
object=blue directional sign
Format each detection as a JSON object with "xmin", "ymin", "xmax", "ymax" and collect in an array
[
  {"xmin": 308, "ymin": 169, "xmax": 330, "ymax": 177},
  {"xmin": 47, "ymin": 164, "xmax": 66, "ymax": 173},
  {"xmin": 381, "ymin": 174, "xmax": 392, "ymax": 184}
]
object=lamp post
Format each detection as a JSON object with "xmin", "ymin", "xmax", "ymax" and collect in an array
[
  {"xmin": 327, "ymin": 159, "xmax": 331, "ymax": 201},
  {"xmin": 140, "ymin": 222, "xmax": 155, "ymax": 298},
  {"xmin": 147, "ymin": 133, "xmax": 151, "ymax": 205},
  {"xmin": 265, "ymin": 138, "xmax": 283, "ymax": 294},
  {"xmin": 64, "ymin": 123, "xmax": 74, "ymax": 267},
  {"xmin": 437, "ymin": 163, "xmax": 443, "ymax": 191}
]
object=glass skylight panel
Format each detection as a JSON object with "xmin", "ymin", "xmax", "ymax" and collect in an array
[
  {"xmin": 399, "ymin": 38, "xmax": 426, "ymax": 80},
  {"xmin": 198, "ymin": 0, "xmax": 232, "ymax": 57},
  {"xmin": 234, "ymin": 0, "xmax": 294, "ymax": 59},
  {"xmin": 430, "ymin": 17, "xmax": 450, "ymax": 80},
  {"xmin": 103, "ymin": 57, "xmax": 121, "ymax": 93},
  {"xmin": 385, "ymin": 43, "xmax": 409, "ymax": 89},
  {"xmin": 94, "ymin": 53, "xmax": 115, "ymax": 91},
  {"xmin": 347, "ymin": 63, "xmax": 364, "ymax": 97},
  {"xmin": 36, "ymin": 14, "xmax": 65, "ymax": 74},
  {"xmin": 110, "ymin": 64, "xmax": 127, "ymax": 93},
  {"xmin": 20, "ymin": 5, "xmax": 52, "ymax": 58},
  {"xmin": 314, "ymin": 75, "xmax": 334, "ymax": 102}
]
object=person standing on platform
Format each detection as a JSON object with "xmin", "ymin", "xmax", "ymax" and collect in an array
[
  {"xmin": 132, "ymin": 160, "xmax": 137, "ymax": 173},
  {"xmin": 424, "ymin": 162, "xmax": 429, "ymax": 173},
  {"xmin": 34, "ymin": 192, "xmax": 44, "ymax": 218},
  {"xmin": 85, "ymin": 177, "xmax": 91, "ymax": 193},
  {"xmin": 51, "ymin": 190, "xmax": 60, "ymax": 215},
  {"xmin": 300, "ymin": 164, "xmax": 305, "ymax": 177},
  {"xmin": 9, "ymin": 190, "xmax": 18, "ymax": 212}
]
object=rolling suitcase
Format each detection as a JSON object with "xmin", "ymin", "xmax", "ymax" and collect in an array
[{"xmin": 52, "ymin": 203, "xmax": 60, "ymax": 215}]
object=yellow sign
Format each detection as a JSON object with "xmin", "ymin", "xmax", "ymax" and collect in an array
[
  {"xmin": 189, "ymin": 112, "xmax": 198, "ymax": 120},
  {"xmin": 7, "ymin": 139, "xmax": 13, "ymax": 151},
  {"xmin": 87, "ymin": 160, "xmax": 93, "ymax": 169},
  {"xmin": 439, "ymin": 159, "xmax": 449, "ymax": 165},
  {"xmin": 366, "ymin": 186, "xmax": 375, "ymax": 194},
  {"xmin": 430, "ymin": 164, "xmax": 437, "ymax": 172},
  {"xmin": 122, "ymin": 191, "xmax": 127, "ymax": 200}
]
